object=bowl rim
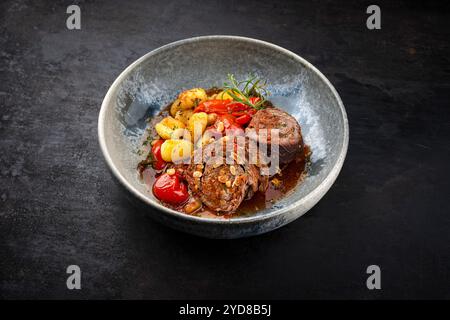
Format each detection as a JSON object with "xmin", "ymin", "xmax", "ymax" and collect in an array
[{"xmin": 98, "ymin": 35, "xmax": 349, "ymax": 225}]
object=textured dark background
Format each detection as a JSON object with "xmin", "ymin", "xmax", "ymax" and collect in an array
[{"xmin": 1, "ymin": 0, "xmax": 449, "ymax": 299}]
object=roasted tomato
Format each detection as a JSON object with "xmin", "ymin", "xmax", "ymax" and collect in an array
[
  {"xmin": 152, "ymin": 172, "xmax": 189, "ymax": 205},
  {"xmin": 194, "ymin": 98, "xmax": 260, "ymax": 127}
]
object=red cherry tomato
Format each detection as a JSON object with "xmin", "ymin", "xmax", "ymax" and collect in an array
[
  {"xmin": 151, "ymin": 139, "xmax": 166, "ymax": 170},
  {"xmin": 194, "ymin": 99, "xmax": 232, "ymax": 113},
  {"xmin": 152, "ymin": 173, "xmax": 189, "ymax": 205},
  {"xmin": 235, "ymin": 113, "xmax": 252, "ymax": 125}
]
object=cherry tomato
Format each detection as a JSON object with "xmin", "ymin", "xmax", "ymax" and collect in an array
[
  {"xmin": 152, "ymin": 173, "xmax": 189, "ymax": 205},
  {"xmin": 194, "ymin": 99, "xmax": 231, "ymax": 113},
  {"xmin": 218, "ymin": 114, "xmax": 245, "ymax": 136},
  {"xmin": 151, "ymin": 139, "xmax": 166, "ymax": 170},
  {"xmin": 235, "ymin": 113, "xmax": 252, "ymax": 125},
  {"xmin": 219, "ymin": 114, "xmax": 236, "ymax": 128},
  {"xmin": 234, "ymin": 100, "xmax": 258, "ymax": 125}
]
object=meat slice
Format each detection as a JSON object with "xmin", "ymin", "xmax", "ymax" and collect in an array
[
  {"xmin": 245, "ymin": 107, "xmax": 304, "ymax": 165},
  {"xmin": 185, "ymin": 137, "xmax": 268, "ymax": 213}
]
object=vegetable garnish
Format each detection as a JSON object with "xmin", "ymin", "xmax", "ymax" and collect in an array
[
  {"xmin": 222, "ymin": 74, "xmax": 270, "ymax": 110},
  {"xmin": 152, "ymin": 172, "xmax": 189, "ymax": 205},
  {"xmin": 217, "ymin": 114, "xmax": 245, "ymax": 136},
  {"xmin": 194, "ymin": 99, "xmax": 249, "ymax": 114}
]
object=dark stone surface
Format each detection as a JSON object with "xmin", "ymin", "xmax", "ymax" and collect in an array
[{"xmin": 1, "ymin": 0, "xmax": 449, "ymax": 299}]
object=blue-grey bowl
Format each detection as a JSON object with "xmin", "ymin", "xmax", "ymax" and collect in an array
[{"xmin": 98, "ymin": 36, "xmax": 349, "ymax": 239}]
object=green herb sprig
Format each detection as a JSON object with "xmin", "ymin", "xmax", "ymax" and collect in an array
[{"xmin": 223, "ymin": 74, "xmax": 270, "ymax": 110}]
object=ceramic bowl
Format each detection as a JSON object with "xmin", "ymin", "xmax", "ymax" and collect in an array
[{"xmin": 98, "ymin": 36, "xmax": 349, "ymax": 238}]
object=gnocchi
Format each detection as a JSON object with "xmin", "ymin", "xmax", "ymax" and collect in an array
[
  {"xmin": 188, "ymin": 112, "xmax": 208, "ymax": 142},
  {"xmin": 174, "ymin": 109, "xmax": 194, "ymax": 126}
]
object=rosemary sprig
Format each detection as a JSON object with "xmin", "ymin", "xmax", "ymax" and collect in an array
[{"xmin": 222, "ymin": 74, "xmax": 270, "ymax": 110}]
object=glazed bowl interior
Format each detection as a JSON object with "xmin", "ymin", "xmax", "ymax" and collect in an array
[{"xmin": 99, "ymin": 36, "xmax": 347, "ymax": 222}]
